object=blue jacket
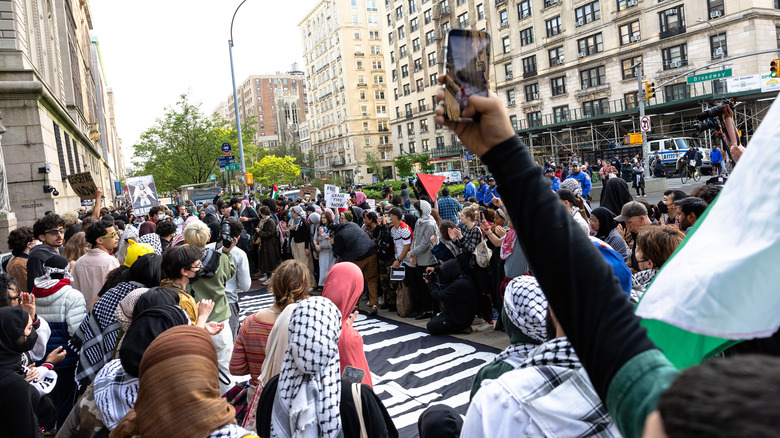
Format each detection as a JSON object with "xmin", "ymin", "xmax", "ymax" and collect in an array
[
  {"xmin": 486, "ymin": 185, "xmax": 501, "ymax": 202},
  {"xmin": 710, "ymin": 148, "xmax": 722, "ymax": 164},
  {"xmin": 462, "ymin": 181, "xmax": 477, "ymax": 200},
  {"xmin": 565, "ymin": 172, "xmax": 592, "ymax": 197},
  {"xmin": 476, "ymin": 183, "xmax": 489, "ymax": 203},
  {"xmin": 550, "ymin": 176, "xmax": 561, "ymax": 192}
]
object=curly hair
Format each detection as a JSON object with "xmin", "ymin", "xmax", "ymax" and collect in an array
[
  {"xmin": 269, "ymin": 260, "xmax": 311, "ymax": 309},
  {"xmin": 7, "ymin": 226, "xmax": 34, "ymax": 256},
  {"xmin": 33, "ymin": 214, "xmax": 65, "ymax": 240},
  {"xmin": 0, "ymin": 273, "xmax": 17, "ymax": 308},
  {"xmin": 64, "ymin": 231, "xmax": 90, "ymax": 262}
]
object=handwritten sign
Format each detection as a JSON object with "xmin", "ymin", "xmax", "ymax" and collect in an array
[
  {"xmin": 366, "ymin": 199, "xmax": 376, "ymax": 211},
  {"xmin": 324, "ymin": 184, "xmax": 339, "ymax": 196},
  {"xmin": 326, "ymin": 193, "xmax": 349, "ymax": 209},
  {"xmin": 299, "ymin": 187, "xmax": 318, "ymax": 198},
  {"xmin": 66, "ymin": 172, "xmax": 98, "ymax": 200}
]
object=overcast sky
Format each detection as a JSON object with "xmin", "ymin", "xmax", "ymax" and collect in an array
[{"xmin": 90, "ymin": 0, "xmax": 320, "ymax": 166}]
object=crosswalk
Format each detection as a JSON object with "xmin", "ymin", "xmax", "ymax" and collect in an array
[{"xmin": 237, "ymin": 289, "xmax": 500, "ymax": 437}]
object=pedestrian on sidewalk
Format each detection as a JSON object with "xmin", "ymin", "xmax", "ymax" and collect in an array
[{"xmin": 632, "ymin": 161, "xmax": 646, "ymax": 197}]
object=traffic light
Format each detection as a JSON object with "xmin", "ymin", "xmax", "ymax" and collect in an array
[
  {"xmin": 771, "ymin": 58, "xmax": 780, "ymax": 77},
  {"xmin": 245, "ymin": 172, "xmax": 254, "ymax": 185},
  {"xmin": 642, "ymin": 81, "xmax": 655, "ymax": 101}
]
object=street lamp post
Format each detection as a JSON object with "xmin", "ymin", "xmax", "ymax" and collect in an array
[
  {"xmin": 229, "ymin": 0, "xmax": 249, "ymax": 199},
  {"xmin": 697, "ymin": 18, "xmax": 725, "ymax": 88}
]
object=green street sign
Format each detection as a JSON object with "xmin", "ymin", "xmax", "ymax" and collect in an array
[
  {"xmin": 686, "ymin": 69, "xmax": 732, "ymax": 84},
  {"xmin": 220, "ymin": 164, "xmax": 241, "ymax": 172}
]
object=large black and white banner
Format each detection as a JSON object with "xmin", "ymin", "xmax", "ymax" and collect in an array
[
  {"xmin": 238, "ymin": 290, "xmax": 500, "ymax": 437},
  {"xmin": 126, "ymin": 174, "xmax": 159, "ymax": 216}
]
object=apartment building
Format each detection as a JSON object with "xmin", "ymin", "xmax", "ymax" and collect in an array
[
  {"xmin": 487, "ymin": 0, "xmax": 780, "ymax": 161},
  {"xmin": 299, "ymin": 0, "xmax": 394, "ymax": 185},
  {"xmin": 225, "ymin": 73, "xmax": 307, "ymax": 149}
]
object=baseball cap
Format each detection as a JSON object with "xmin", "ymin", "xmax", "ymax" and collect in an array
[
  {"xmin": 488, "ymin": 177, "xmax": 495, "ymax": 182},
  {"xmin": 613, "ymin": 201, "xmax": 648, "ymax": 222},
  {"xmin": 477, "ymin": 176, "xmax": 485, "ymax": 181},
  {"xmin": 462, "ymin": 175, "xmax": 470, "ymax": 180},
  {"xmin": 545, "ymin": 168, "xmax": 554, "ymax": 173}
]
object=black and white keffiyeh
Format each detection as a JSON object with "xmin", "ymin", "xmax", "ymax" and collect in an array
[
  {"xmin": 513, "ymin": 337, "xmax": 619, "ymax": 437},
  {"xmin": 206, "ymin": 423, "xmax": 256, "ymax": 438},
  {"xmin": 70, "ymin": 281, "xmax": 143, "ymax": 390},
  {"xmin": 138, "ymin": 232, "xmax": 163, "ymax": 255},
  {"xmin": 493, "ymin": 276, "xmax": 548, "ymax": 367},
  {"xmin": 271, "ymin": 297, "xmax": 343, "ymax": 438},
  {"xmin": 93, "ymin": 359, "xmax": 139, "ymax": 430}
]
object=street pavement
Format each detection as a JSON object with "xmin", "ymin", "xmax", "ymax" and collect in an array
[{"xmin": 592, "ymin": 177, "xmax": 708, "ymax": 208}]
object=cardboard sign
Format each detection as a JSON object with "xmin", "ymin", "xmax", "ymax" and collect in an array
[
  {"xmin": 299, "ymin": 187, "xmax": 318, "ymax": 198},
  {"xmin": 67, "ymin": 172, "xmax": 98, "ymax": 200},
  {"xmin": 324, "ymin": 184, "xmax": 340, "ymax": 196},
  {"xmin": 126, "ymin": 174, "xmax": 160, "ymax": 216},
  {"xmin": 366, "ymin": 199, "xmax": 376, "ymax": 211},
  {"xmin": 326, "ymin": 193, "xmax": 349, "ymax": 209}
]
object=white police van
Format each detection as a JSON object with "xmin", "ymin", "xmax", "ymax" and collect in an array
[{"xmin": 647, "ymin": 137, "xmax": 712, "ymax": 175}]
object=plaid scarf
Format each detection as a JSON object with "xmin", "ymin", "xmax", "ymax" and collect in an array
[
  {"xmin": 70, "ymin": 281, "xmax": 144, "ymax": 390},
  {"xmin": 514, "ymin": 337, "xmax": 620, "ymax": 437}
]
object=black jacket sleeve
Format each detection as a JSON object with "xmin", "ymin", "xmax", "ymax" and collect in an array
[
  {"xmin": 27, "ymin": 257, "xmax": 44, "ymax": 293},
  {"xmin": 0, "ymin": 376, "xmax": 38, "ymax": 437},
  {"xmin": 481, "ymin": 136, "xmax": 657, "ymax": 401}
]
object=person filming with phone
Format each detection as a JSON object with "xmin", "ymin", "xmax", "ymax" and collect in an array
[{"xmin": 422, "ymin": 259, "xmax": 478, "ymax": 335}]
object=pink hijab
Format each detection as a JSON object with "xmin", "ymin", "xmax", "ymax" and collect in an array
[
  {"xmin": 354, "ymin": 191, "xmax": 367, "ymax": 206},
  {"xmin": 321, "ymin": 262, "xmax": 373, "ymax": 387},
  {"xmin": 171, "ymin": 216, "xmax": 198, "ymax": 246}
]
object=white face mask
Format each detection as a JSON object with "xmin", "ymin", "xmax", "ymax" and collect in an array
[{"xmin": 157, "ymin": 214, "xmax": 164, "ymax": 220}]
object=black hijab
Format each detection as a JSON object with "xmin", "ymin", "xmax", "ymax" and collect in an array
[
  {"xmin": 591, "ymin": 207, "xmax": 618, "ymax": 240},
  {"xmin": 0, "ymin": 307, "xmax": 29, "ymax": 375},
  {"xmin": 599, "ymin": 178, "xmax": 632, "ymax": 219},
  {"xmin": 417, "ymin": 404, "xmax": 463, "ymax": 438},
  {"xmin": 119, "ymin": 305, "xmax": 189, "ymax": 377}
]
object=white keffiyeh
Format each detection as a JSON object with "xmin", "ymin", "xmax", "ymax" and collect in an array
[
  {"xmin": 93, "ymin": 359, "xmax": 139, "ymax": 430},
  {"xmin": 493, "ymin": 276, "xmax": 548, "ymax": 368},
  {"xmin": 271, "ymin": 297, "xmax": 343, "ymax": 438}
]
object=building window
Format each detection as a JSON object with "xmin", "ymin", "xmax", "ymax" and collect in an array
[
  {"xmin": 375, "ymin": 90, "xmax": 385, "ymax": 99},
  {"xmin": 442, "ymin": 21, "xmax": 450, "ymax": 33},
  {"xmin": 525, "ymin": 82, "xmax": 539, "ymax": 101},
  {"xmin": 396, "ymin": 5, "xmax": 404, "ymax": 19},
  {"xmin": 575, "ymin": 1, "xmax": 600, "ymax": 25},
  {"xmin": 426, "ymin": 30, "xmax": 435, "ymax": 45},
  {"xmin": 413, "ymin": 38, "xmax": 421, "ymax": 52},
  {"xmin": 502, "ymin": 36, "xmax": 511, "ymax": 53},
  {"xmin": 662, "ymin": 43, "xmax": 688, "ymax": 69},
  {"xmin": 363, "ymin": 121, "xmax": 370, "ymax": 131},
  {"xmin": 418, "ymin": 98, "xmax": 426, "ymax": 111},
  {"xmin": 518, "ymin": 0, "xmax": 532, "ymax": 19},
  {"xmin": 664, "ymin": 83, "xmax": 690, "ymax": 101},
  {"xmin": 520, "ymin": 27, "xmax": 534, "ymax": 46},
  {"xmin": 357, "ymin": 60, "xmax": 364, "ymax": 70},
  {"xmin": 621, "ymin": 55, "xmax": 642, "ymax": 79},
  {"xmin": 411, "ymin": 17, "xmax": 419, "ymax": 32},
  {"xmin": 506, "ymin": 89, "xmax": 516, "ymax": 105},
  {"xmin": 416, "ymin": 78, "xmax": 424, "ymax": 91},
  {"xmin": 389, "ymin": 32, "xmax": 394, "ymax": 44},
  {"xmin": 708, "ymin": 0, "xmax": 724, "ymax": 18},
  {"xmin": 548, "ymin": 46, "xmax": 564, "ymax": 66},
  {"xmin": 458, "ymin": 12, "xmax": 469, "ymax": 28},
  {"xmin": 409, "ymin": 0, "xmax": 417, "ymax": 13},
  {"xmin": 430, "ymin": 73, "xmax": 438, "ymax": 85},
  {"xmin": 546, "ymin": 16, "xmax": 562, "ymax": 37},
  {"xmin": 371, "ymin": 45, "xmax": 382, "ymax": 55},
  {"xmin": 391, "ymin": 51, "xmax": 395, "ymax": 63},
  {"xmin": 616, "ymin": 0, "xmax": 638, "ymax": 11},
  {"xmin": 710, "ymin": 33, "xmax": 727, "ymax": 59},
  {"xmin": 407, "ymin": 122, "xmax": 415, "ymax": 135},
  {"xmin": 580, "ymin": 65, "xmax": 605, "ymax": 88},
  {"xmin": 409, "ymin": 141, "xmax": 416, "ymax": 153},
  {"xmin": 582, "ymin": 98, "xmax": 608, "ymax": 117},
  {"xmin": 505, "ymin": 62, "xmax": 513, "ymax": 80},
  {"xmin": 499, "ymin": 10, "xmax": 508, "ymax": 27},
  {"xmin": 522, "ymin": 55, "xmax": 537, "ymax": 77},
  {"xmin": 398, "ymin": 25, "xmax": 406, "ymax": 39},
  {"xmin": 477, "ymin": 3, "xmax": 485, "ymax": 20},
  {"xmin": 509, "ymin": 115, "xmax": 518, "ymax": 130},
  {"xmin": 428, "ymin": 51, "xmax": 437, "ymax": 66},
  {"xmin": 405, "ymin": 102, "xmax": 412, "ymax": 116},
  {"xmin": 576, "ymin": 33, "xmax": 603, "ymax": 56},
  {"xmin": 619, "ymin": 20, "xmax": 641, "ymax": 45},
  {"xmin": 424, "ymin": 9, "xmax": 432, "ymax": 24},
  {"xmin": 624, "ymin": 92, "xmax": 638, "ymax": 110},
  {"xmin": 397, "ymin": 125, "xmax": 403, "ymax": 137},
  {"xmin": 528, "ymin": 111, "xmax": 542, "ymax": 127},
  {"xmin": 403, "ymin": 84, "xmax": 410, "ymax": 95},
  {"xmin": 420, "ymin": 119, "xmax": 429, "ymax": 132},
  {"xmin": 400, "ymin": 45, "xmax": 408, "ymax": 57},
  {"xmin": 551, "ymin": 76, "xmax": 566, "ymax": 95},
  {"xmin": 659, "ymin": 6, "xmax": 685, "ymax": 39},
  {"xmin": 436, "ymin": 136, "xmax": 445, "ymax": 148},
  {"xmin": 422, "ymin": 138, "xmax": 430, "ymax": 151},
  {"xmin": 553, "ymin": 105, "xmax": 569, "ymax": 123},
  {"xmin": 360, "ymin": 90, "xmax": 367, "ymax": 100},
  {"xmin": 375, "ymin": 74, "xmax": 385, "ymax": 84},
  {"xmin": 414, "ymin": 58, "xmax": 423, "ymax": 71}
]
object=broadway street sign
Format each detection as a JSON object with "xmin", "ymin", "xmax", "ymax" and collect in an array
[{"xmin": 686, "ymin": 69, "xmax": 732, "ymax": 84}]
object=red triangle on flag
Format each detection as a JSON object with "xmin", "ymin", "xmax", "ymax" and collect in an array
[{"xmin": 416, "ymin": 173, "xmax": 446, "ymax": 202}]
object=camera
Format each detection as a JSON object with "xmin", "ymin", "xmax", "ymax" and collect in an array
[
  {"xmin": 422, "ymin": 271, "xmax": 436, "ymax": 282},
  {"xmin": 220, "ymin": 222, "xmax": 233, "ymax": 248},
  {"xmin": 694, "ymin": 119, "xmax": 718, "ymax": 132},
  {"xmin": 696, "ymin": 99, "xmax": 734, "ymax": 121}
]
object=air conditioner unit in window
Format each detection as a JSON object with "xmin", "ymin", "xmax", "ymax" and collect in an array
[
  {"xmin": 578, "ymin": 51, "xmax": 587, "ymax": 58},
  {"xmin": 627, "ymin": 0, "xmax": 637, "ymax": 6},
  {"xmin": 532, "ymin": 93, "xmax": 539, "ymax": 100},
  {"xmin": 582, "ymin": 84, "xmax": 589, "ymax": 89},
  {"xmin": 669, "ymin": 61, "xmax": 681, "ymax": 68},
  {"xmin": 556, "ymin": 57, "xmax": 565, "ymax": 65},
  {"xmin": 506, "ymin": 73, "xmax": 513, "ymax": 79},
  {"xmin": 631, "ymin": 35, "xmax": 641, "ymax": 42},
  {"xmin": 665, "ymin": 9, "xmax": 676, "ymax": 16},
  {"xmin": 713, "ymin": 48, "xmax": 723, "ymax": 58},
  {"xmin": 508, "ymin": 99, "xmax": 516, "ymax": 106},
  {"xmin": 710, "ymin": 10, "xmax": 722, "ymax": 18},
  {"xmin": 576, "ymin": 18, "xmax": 584, "ymax": 26},
  {"xmin": 522, "ymin": 12, "xmax": 531, "ymax": 18}
]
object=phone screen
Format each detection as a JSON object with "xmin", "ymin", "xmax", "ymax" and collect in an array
[
  {"xmin": 443, "ymin": 29, "xmax": 491, "ymax": 122},
  {"xmin": 342, "ymin": 365, "xmax": 365, "ymax": 384}
]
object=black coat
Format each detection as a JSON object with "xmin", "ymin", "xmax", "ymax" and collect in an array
[
  {"xmin": 427, "ymin": 260, "xmax": 478, "ymax": 330},
  {"xmin": 332, "ymin": 222, "xmax": 377, "ymax": 262}
]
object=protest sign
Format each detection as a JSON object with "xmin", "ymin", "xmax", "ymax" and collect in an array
[
  {"xmin": 326, "ymin": 193, "xmax": 349, "ymax": 209},
  {"xmin": 126, "ymin": 175, "xmax": 160, "ymax": 216},
  {"xmin": 299, "ymin": 187, "xmax": 318, "ymax": 199},
  {"xmin": 324, "ymin": 184, "xmax": 339, "ymax": 196},
  {"xmin": 67, "ymin": 172, "xmax": 98, "ymax": 200},
  {"xmin": 366, "ymin": 199, "xmax": 376, "ymax": 211}
]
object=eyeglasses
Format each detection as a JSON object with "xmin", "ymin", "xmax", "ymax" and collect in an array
[
  {"xmin": 100, "ymin": 231, "xmax": 119, "ymax": 239},
  {"xmin": 636, "ymin": 258, "xmax": 649, "ymax": 263},
  {"xmin": 189, "ymin": 264, "xmax": 202, "ymax": 272},
  {"xmin": 8, "ymin": 295, "xmax": 21, "ymax": 303},
  {"xmin": 45, "ymin": 228, "xmax": 66, "ymax": 236}
]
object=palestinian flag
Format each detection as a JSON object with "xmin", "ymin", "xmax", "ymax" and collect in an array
[
  {"xmin": 635, "ymin": 98, "xmax": 780, "ymax": 369},
  {"xmin": 270, "ymin": 185, "xmax": 281, "ymax": 200}
]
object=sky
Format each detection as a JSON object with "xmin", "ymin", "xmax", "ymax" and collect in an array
[{"xmin": 89, "ymin": 0, "xmax": 321, "ymax": 167}]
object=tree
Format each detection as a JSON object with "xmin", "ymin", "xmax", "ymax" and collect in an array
[
  {"xmin": 394, "ymin": 154, "xmax": 414, "ymax": 179},
  {"xmin": 411, "ymin": 153, "xmax": 435, "ymax": 174},
  {"xmin": 247, "ymin": 155, "xmax": 301, "ymax": 188},
  {"xmin": 131, "ymin": 93, "xmax": 256, "ymax": 192},
  {"xmin": 364, "ymin": 152, "xmax": 387, "ymax": 182}
]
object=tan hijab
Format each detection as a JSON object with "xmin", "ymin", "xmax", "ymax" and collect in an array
[{"xmin": 110, "ymin": 325, "xmax": 236, "ymax": 438}]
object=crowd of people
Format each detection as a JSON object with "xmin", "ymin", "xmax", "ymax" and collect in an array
[{"xmin": 0, "ymin": 72, "xmax": 775, "ymax": 438}]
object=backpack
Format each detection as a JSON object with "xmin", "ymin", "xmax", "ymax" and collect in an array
[
  {"xmin": 200, "ymin": 249, "xmax": 222, "ymax": 278},
  {"xmin": 376, "ymin": 226, "xmax": 395, "ymax": 261}
]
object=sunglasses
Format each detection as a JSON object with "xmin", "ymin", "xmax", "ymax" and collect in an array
[
  {"xmin": 100, "ymin": 231, "xmax": 119, "ymax": 239},
  {"xmin": 45, "ymin": 228, "xmax": 66, "ymax": 236}
]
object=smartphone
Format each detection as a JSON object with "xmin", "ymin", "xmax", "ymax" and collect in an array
[
  {"xmin": 442, "ymin": 29, "xmax": 491, "ymax": 122},
  {"xmin": 342, "ymin": 365, "xmax": 365, "ymax": 384}
]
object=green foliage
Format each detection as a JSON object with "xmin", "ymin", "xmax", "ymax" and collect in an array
[
  {"xmin": 442, "ymin": 183, "xmax": 465, "ymax": 196},
  {"xmin": 362, "ymin": 189, "xmax": 383, "ymax": 200},
  {"xmin": 393, "ymin": 155, "xmax": 414, "ymax": 179},
  {"xmin": 363, "ymin": 180, "xmax": 405, "ymax": 192},
  {"xmin": 410, "ymin": 153, "xmax": 435, "ymax": 174},
  {"xmin": 364, "ymin": 152, "xmax": 387, "ymax": 182},
  {"xmin": 131, "ymin": 93, "xmax": 256, "ymax": 193},
  {"xmin": 247, "ymin": 155, "xmax": 301, "ymax": 188}
]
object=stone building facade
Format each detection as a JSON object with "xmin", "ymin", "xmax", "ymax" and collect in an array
[{"xmin": 0, "ymin": 0, "xmax": 124, "ymax": 251}]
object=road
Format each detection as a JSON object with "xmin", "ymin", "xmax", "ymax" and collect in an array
[{"xmin": 592, "ymin": 177, "xmax": 708, "ymax": 208}]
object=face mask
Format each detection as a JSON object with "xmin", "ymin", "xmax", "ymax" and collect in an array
[
  {"xmin": 157, "ymin": 214, "xmax": 164, "ymax": 220},
  {"xmin": 14, "ymin": 328, "xmax": 38, "ymax": 353},
  {"xmin": 189, "ymin": 268, "xmax": 203, "ymax": 284}
]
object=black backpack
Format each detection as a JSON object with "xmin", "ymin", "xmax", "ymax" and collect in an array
[
  {"xmin": 376, "ymin": 226, "xmax": 395, "ymax": 260},
  {"xmin": 200, "ymin": 249, "xmax": 222, "ymax": 278}
]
